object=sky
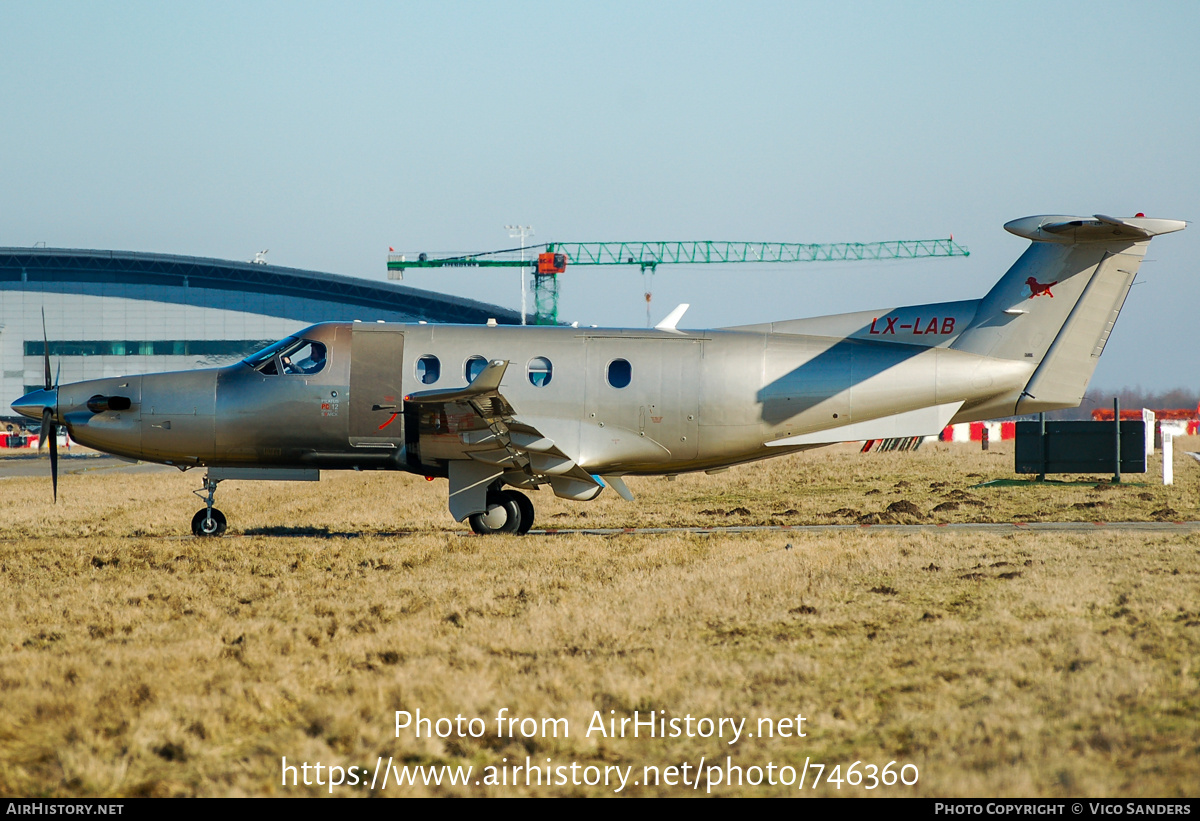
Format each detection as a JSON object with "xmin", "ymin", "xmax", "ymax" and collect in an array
[{"xmin": 2, "ymin": 1, "xmax": 1197, "ymax": 393}]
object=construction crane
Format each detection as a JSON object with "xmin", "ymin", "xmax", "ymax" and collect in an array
[{"xmin": 387, "ymin": 236, "xmax": 969, "ymax": 326}]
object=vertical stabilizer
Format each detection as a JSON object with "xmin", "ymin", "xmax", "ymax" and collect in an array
[{"xmin": 951, "ymin": 214, "xmax": 1184, "ymax": 414}]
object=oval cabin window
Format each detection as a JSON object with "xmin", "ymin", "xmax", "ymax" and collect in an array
[
  {"xmin": 607, "ymin": 358, "xmax": 632, "ymax": 388},
  {"xmin": 416, "ymin": 355, "xmax": 440, "ymax": 385},
  {"xmin": 527, "ymin": 357, "xmax": 552, "ymax": 387},
  {"xmin": 465, "ymin": 355, "xmax": 488, "ymax": 383}
]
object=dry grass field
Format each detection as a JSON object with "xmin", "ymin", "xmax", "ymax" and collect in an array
[{"xmin": 1, "ymin": 439, "xmax": 1197, "ymax": 797}]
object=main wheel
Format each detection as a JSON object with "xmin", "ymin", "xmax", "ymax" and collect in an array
[
  {"xmin": 467, "ymin": 494, "xmax": 521, "ymax": 535},
  {"xmin": 191, "ymin": 508, "xmax": 228, "ymax": 537},
  {"xmin": 502, "ymin": 490, "xmax": 535, "ymax": 535}
]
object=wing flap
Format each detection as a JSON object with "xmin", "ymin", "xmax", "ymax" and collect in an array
[{"xmin": 409, "ymin": 360, "xmax": 606, "ymax": 504}]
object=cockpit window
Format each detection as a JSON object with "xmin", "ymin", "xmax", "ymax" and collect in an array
[
  {"xmin": 282, "ymin": 341, "xmax": 327, "ymax": 375},
  {"xmin": 243, "ymin": 337, "xmax": 327, "ymax": 376},
  {"xmin": 243, "ymin": 337, "xmax": 298, "ymax": 370}
]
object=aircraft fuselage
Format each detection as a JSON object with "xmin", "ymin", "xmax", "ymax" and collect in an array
[{"xmin": 56, "ymin": 320, "xmax": 1031, "ymax": 477}]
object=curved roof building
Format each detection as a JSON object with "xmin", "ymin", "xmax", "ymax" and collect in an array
[{"xmin": 1, "ymin": 247, "xmax": 521, "ymax": 420}]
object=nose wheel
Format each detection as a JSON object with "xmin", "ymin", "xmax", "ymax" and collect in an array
[
  {"xmin": 468, "ymin": 489, "xmax": 535, "ymax": 535},
  {"xmin": 191, "ymin": 508, "xmax": 227, "ymax": 537},
  {"xmin": 191, "ymin": 474, "xmax": 228, "ymax": 537}
]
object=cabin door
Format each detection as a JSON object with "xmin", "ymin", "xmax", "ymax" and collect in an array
[{"xmin": 349, "ymin": 326, "xmax": 405, "ymax": 447}]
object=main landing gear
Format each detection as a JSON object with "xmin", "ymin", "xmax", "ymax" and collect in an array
[
  {"xmin": 191, "ymin": 475, "xmax": 227, "ymax": 537},
  {"xmin": 468, "ymin": 487, "xmax": 535, "ymax": 536}
]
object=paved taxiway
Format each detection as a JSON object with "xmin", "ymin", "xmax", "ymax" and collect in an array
[{"xmin": 0, "ymin": 453, "xmax": 175, "ymax": 478}]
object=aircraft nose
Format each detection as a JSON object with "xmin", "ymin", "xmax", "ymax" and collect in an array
[{"xmin": 12, "ymin": 387, "xmax": 57, "ymax": 422}]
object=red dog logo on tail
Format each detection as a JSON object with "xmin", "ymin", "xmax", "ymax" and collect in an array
[{"xmin": 1025, "ymin": 276, "xmax": 1056, "ymax": 298}]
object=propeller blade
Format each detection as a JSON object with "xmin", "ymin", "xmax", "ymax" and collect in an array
[
  {"xmin": 39, "ymin": 310, "xmax": 60, "ymax": 501},
  {"xmin": 43, "ymin": 408, "xmax": 58, "ymax": 503},
  {"xmin": 42, "ymin": 308, "xmax": 52, "ymax": 392}
]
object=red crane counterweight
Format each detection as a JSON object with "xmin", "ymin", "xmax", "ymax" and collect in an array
[{"xmin": 537, "ymin": 252, "xmax": 568, "ymax": 275}]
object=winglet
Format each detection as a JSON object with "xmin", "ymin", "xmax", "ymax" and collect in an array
[
  {"xmin": 405, "ymin": 360, "xmax": 509, "ymax": 405},
  {"xmin": 599, "ymin": 474, "xmax": 635, "ymax": 502},
  {"xmin": 654, "ymin": 303, "xmax": 689, "ymax": 332}
]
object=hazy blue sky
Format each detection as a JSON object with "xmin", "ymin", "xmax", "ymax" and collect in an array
[{"xmin": 3, "ymin": 2, "xmax": 1197, "ymax": 392}]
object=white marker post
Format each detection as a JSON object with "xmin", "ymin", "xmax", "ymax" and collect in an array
[
  {"xmin": 1162, "ymin": 432, "xmax": 1173, "ymax": 485},
  {"xmin": 1142, "ymin": 408, "xmax": 1155, "ymax": 456}
]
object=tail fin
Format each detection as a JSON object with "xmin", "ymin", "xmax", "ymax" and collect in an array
[{"xmin": 951, "ymin": 214, "xmax": 1185, "ymax": 414}]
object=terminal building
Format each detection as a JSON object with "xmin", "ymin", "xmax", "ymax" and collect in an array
[{"xmin": 0, "ymin": 247, "xmax": 520, "ymax": 421}]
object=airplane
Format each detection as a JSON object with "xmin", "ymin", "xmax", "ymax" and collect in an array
[{"xmin": 11, "ymin": 213, "xmax": 1185, "ymax": 536}]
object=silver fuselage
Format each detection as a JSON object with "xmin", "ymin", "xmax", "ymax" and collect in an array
[{"xmin": 49, "ymin": 319, "xmax": 1031, "ymax": 477}]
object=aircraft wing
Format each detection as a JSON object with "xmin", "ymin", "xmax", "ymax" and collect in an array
[
  {"xmin": 403, "ymin": 359, "xmax": 517, "ymax": 420},
  {"xmin": 403, "ymin": 361, "xmax": 604, "ymax": 512}
]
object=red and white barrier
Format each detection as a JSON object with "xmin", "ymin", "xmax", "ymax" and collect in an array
[
  {"xmin": 940, "ymin": 421, "xmax": 1016, "ymax": 442},
  {"xmin": 939, "ymin": 417, "xmax": 1196, "ymax": 444},
  {"xmin": 0, "ymin": 432, "xmax": 73, "ymax": 449}
]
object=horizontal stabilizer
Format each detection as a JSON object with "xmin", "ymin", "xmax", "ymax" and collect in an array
[
  {"xmin": 1005, "ymin": 214, "xmax": 1186, "ymax": 244},
  {"xmin": 765, "ymin": 401, "xmax": 963, "ymax": 447}
]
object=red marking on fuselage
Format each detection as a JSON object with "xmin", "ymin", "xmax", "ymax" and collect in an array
[
  {"xmin": 1025, "ymin": 277, "xmax": 1057, "ymax": 298},
  {"xmin": 377, "ymin": 412, "xmax": 399, "ymax": 430}
]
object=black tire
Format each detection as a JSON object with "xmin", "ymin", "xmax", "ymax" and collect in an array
[
  {"xmin": 468, "ymin": 494, "xmax": 521, "ymax": 535},
  {"xmin": 191, "ymin": 508, "xmax": 227, "ymax": 537},
  {"xmin": 502, "ymin": 490, "xmax": 535, "ymax": 535}
]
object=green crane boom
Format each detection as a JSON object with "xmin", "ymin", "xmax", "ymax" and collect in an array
[
  {"xmin": 386, "ymin": 237, "xmax": 969, "ymax": 325},
  {"xmin": 545, "ymin": 238, "xmax": 967, "ymax": 267}
]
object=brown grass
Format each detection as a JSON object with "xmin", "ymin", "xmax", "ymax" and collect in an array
[{"xmin": 0, "ymin": 440, "xmax": 1197, "ymax": 797}]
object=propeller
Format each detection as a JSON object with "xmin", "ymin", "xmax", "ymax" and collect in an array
[
  {"xmin": 39, "ymin": 308, "xmax": 59, "ymax": 502},
  {"xmin": 42, "ymin": 407, "xmax": 58, "ymax": 502}
]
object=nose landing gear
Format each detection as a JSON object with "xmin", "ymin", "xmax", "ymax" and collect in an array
[
  {"xmin": 467, "ymin": 487, "xmax": 535, "ymax": 535},
  {"xmin": 191, "ymin": 475, "xmax": 227, "ymax": 537},
  {"xmin": 191, "ymin": 507, "xmax": 227, "ymax": 537}
]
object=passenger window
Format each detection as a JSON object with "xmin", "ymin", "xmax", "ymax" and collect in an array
[
  {"xmin": 416, "ymin": 355, "xmax": 440, "ymax": 384},
  {"xmin": 465, "ymin": 355, "xmax": 488, "ymax": 383},
  {"xmin": 527, "ymin": 357, "xmax": 552, "ymax": 387},
  {"xmin": 607, "ymin": 358, "xmax": 631, "ymax": 388}
]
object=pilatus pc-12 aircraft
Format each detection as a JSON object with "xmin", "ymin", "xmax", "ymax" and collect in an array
[{"xmin": 13, "ymin": 213, "xmax": 1185, "ymax": 536}]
